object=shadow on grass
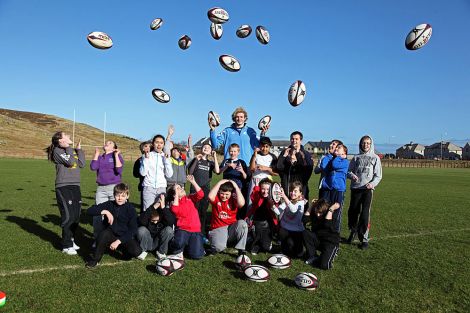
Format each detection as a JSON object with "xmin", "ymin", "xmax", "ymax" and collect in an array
[
  {"xmin": 222, "ymin": 260, "xmax": 238, "ymax": 271},
  {"xmin": 42, "ymin": 213, "xmax": 93, "ymax": 237},
  {"xmin": 0, "ymin": 209, "xmax": 13, "ymax": 213},
  {"xmin": 227, "ymin": 269, "xmax": 246, "ymax": 280},
  {"xmin": 5, "ymin": 215, "xmax": 62, "ymax": 250},
  {"xmin": 278, "ymin": 277, "xmax": 297, "ymax": 288},
  {"xmin": 146, "ymin": 264, "xmax": 158, "ymax": 274}
]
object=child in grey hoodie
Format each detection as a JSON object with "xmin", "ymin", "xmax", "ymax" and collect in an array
[{"xmin": 346, "ymin": 135, "xmax": 382, "ymax": 249}]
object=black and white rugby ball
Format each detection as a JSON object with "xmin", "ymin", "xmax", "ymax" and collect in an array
[
  {"xmin": 405, "ymin": 23, "xmax": 432, "ymax": 50},
  {"xmin": 236, "ymin": 25, "xmax": 252, "ymax": 38},
  {"xmin": 87, "ymin": 31, "xmax": 113, "ymax": 49},
  {"xmin": 152, "ymin": 88, "xmax": 170, "ymax": 103},
  {"xmin": 210, "ymin": 23, "xmax": 223, "ymax": 40},
  {"xmin": 167, "ymin": 255, "xmax": 185, "ymax": 271},
  {"xmin": 150, "ymin": 18, "xmax": 163, "ymax": 30},
  {"xmin": 244, "ymin": 265, "xmax": 270, "ymax": 282},
  {"xmin": 178, "ymin": 35, "xmax": 191, "ymax": 50},
  {"xmin": 219, "ymin": 55, "xmax": 240, "ymax": 72},
  {"xmin": 270, "ymin": 182, "xmax": 282, "ymax": 204},
  {"xmin": 156, "ymin": 258, "xmax": 175, "ymax": 276},
  {"xmin": 257, "ymin": 115, "xmax": 271, "ymax": 131},
  {"xmin": 255, "ymin": 26, "xmax": 270, "ymax": 45},
  {"xmin": 207, "ymin": 7, "xmax": 229, "ymax": 24},
  {"xmin": 267, "ymin": 254, "xmax": 291, "ymax": 269},
  {"xmin": 288, "ymin": 80, "xmax": 306, "ymax": 107},
  {"xmin": 235, "ymin": 254, "xmax": 252, "ymax": 270},
  {"xmin": 208, "ymin": 111, "xmax": 221, "ymax": 127},
  {"xmin": 294, "ymin": 272, "xmax": 319, "ymax": 291}
]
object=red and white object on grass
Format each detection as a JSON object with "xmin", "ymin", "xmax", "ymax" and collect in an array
[
  {"xmin": 255, "ymin": 26, "xmax": 270, "ymax": 45},
  {"xmin": 405, "ymin": 23, "xmax": 432, "ymax": 50},
  {"xmin": 87, "ymin": 31, "xmax": 113, "ymax": 49},
  {"xmin": 207, "ymin": 7, "xmax": 229, "ymax": 24},
  {"xmin": 167, "ymin": 255, "xmax": 185, "ymax": 271},
  {"xmin": 288, "ymin": 80, "xmax": 306, "ymax": 107},
  {"xmin": 235, "ymin": 254, "xmax": 252, "ymax": 270},
  {"xmin": 267, "ymin": 254, "xmax": 291, "ymax": 269},
  {"xmin": 244, "ymin": 265, "xmax": 270, "ymax": 282},
  {"xmin": 236, "ymin": 25, "xmax": 252, "ymax": 38},
  {"xmin": 219, "ymin": 54, "xmax": 240, "ymax": 72},
  {"xmin": 0, "ymin": 291, "xmax": 6, "ymax": 308},
  {"xmin": 210, "ymin": 23, "xmax": 223, "ymax": 40},
  {"xmin": 156, "ymin": 258, "xmax": 175, "ymax": 276},
  {"xmin": 294, "ymin": 272, "xmax": 319, "ymax": 290}
]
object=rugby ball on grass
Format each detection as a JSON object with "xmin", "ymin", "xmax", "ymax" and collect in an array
[
  {"xmin": 267, "ymin": 254, "xmax": 291, "ymax": 269},
  {"xmin": 150, "ymin": 18, "xmax": 163, "ymax": 30},
  {"xmin": 257, "ymin": 115, "xmax": 271, "ymax": 131},
  {"xmin": 210, "ymin": 23, "xmax": 223, "ymax": 40},
  {"xmin": 288, "ymin": 80, "xmax": 306, "ymax": 106},
  {"xmin": 405, "ymin": 23, "xmax": 432, "ymax": 50},
  {"xmin": 178, "ymin": 35, "xmax": 191, "ymax": 50},
  {"xmin": 235, "ymin": 254, "xmax": 252, "ymax": 270},
  {"xmin": 156, "ymin": 258, "xmax": 175, "ymax": 276},
  {"xmin": 167, "ymin": 255, "xmax": 185, "ymax": 271},
  {"xmin": 207, "ymin": 7, "xmax": 229, "ymax": 24},
  {"xmin": 208, "ymin": 111, "xmax": 221, "ymax": 127},
  {"xmin": 236, "ymin": 25, "xmax": 252, "ymax": 38},
  {"xmin": 87, "ymin": 31, "xmax": 113, "ymax": 49},
  {"xmin": 255, "ymin": 26, "xmax": 270, "ymax": 45},
  {"xmin": 244, "ymin": 265, "xmax": 270, "ymax": 282},
  {"xmin": 219, "ymin": 55, "xmax": 240, "ymax": 72},
  {"xmin": 294, "ymin": 272, "xmax": 319, "ymax": 291},
  {"xmin": 152, "ymin": 88, "xmax": 170, "ymax": 103}
]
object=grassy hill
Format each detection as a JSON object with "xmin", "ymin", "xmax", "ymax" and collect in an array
[{"xmin": 0, "ymin": 108, "xmax": 141, "ymax": 160}]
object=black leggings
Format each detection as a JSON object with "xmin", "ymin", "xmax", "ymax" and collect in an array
[
  {"xmin": 56, "ymin": 185, "xmax": 81, "ymax": 249},
  {"xmin": 279, "ymin": 227, "xmax": 304, "ymax": 258},
  {"xmin": 92, "ymin": 228, "xmax": 142, "ymax": 262},
  {"xmin": 348, "ymin": 189, "xmax": 373, "ymax": 242},
  {"xmin": 303, "ymin": 230, "xmax": 339, "ymax": 270}
]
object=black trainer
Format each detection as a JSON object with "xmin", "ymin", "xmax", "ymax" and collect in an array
[
  {"xmin": 250, "ymin": 245, "xmax": 260, "ymax": 255},
  {"xmin": 205, "ymin": 247, "xmax": 217, "ymax": 256},
  {"xmin": 85, "ymin": 260, "xmax": 99, "ymax": 269},
  {"xmin": 359, "ymin": 242, "xmax": 369, "ymax": 250},
  {"xmin": 305, "ymin": 256, "xmax": 319, "ymax": 265}
]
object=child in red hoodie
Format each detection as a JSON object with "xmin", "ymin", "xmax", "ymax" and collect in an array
[{"xmin": 168, "ymin": 175, "xmax": 204, "ymax": 259}]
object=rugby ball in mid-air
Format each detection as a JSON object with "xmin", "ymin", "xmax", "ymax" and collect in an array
[
  {"xmin": 178, "ymin": 35, "xmax": 191, "ymax": 50},
  {"xmin": 270, "ymin": 182, "xmax": 282, "ymax": 204},
  {"xmin": 257, "ymin": 115, "xmax": 271, "ymax": 131},
  {"xmin": 288, "ymin": 80, "xmax": 306, "ymax": 107},
  {"xmin": 210, "ymin": 23, "xmax": 223, "ymax": 40},
  {"xmin": 236, "ymin": 25, "xmax": 252, "ymax": 38},
  {"xmin": 244, "ymin": 265, "xmax": 270, "ymax": 282},
  {"xmin": 208, "ymin": 111, "xmax": 221, "ymax": 127},
  {"xmin": 235, "ymin": 254, "xmax": 252, "ymax": 270},
  {"xmin": 405, "ymin": 23, "xmax": 432, "ymax": 50},
  {"xmin": 294, "ymin": 272, "xmax": 319, "ymax": 291},
  {"xmin": 152, "ymin": 88, "xmax": 170, "ymax": 103},
  {"xmin": 255, "ymin": 26, "xmax": 270, "ymax": 45},
  {"xmin": 219, "ymin": 55, "xmax": 240, "ymax": 72},
  {"xmin": 267, "ymin": 254, "xmax": 291, "ymax": 269},
  {"xmin": 150, "ymin": 18, "xmax": 163, "ymax": 30},
  {"xmin": 87, "ymin": 31, "xmax": 113, "ymax": 49},
  {"xmin": 207, "ymin": 7, "xmax": 229, "ymax": 24},
  {"xmin": 156, "ymin": 258, "xmax": 175, "ymax": 276},
  {"xmin": 167, "ymin": 255, "xmax": 185, "ymax": 271}
]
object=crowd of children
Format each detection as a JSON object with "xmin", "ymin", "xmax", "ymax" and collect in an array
[{"xmin": 46, "ymin": 108, "xmax": 382, "ymax": 271}]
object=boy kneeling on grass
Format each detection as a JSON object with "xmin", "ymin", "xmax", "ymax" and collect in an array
[{"xmin": 86, "ymin": 183, "xmax": 146, "ymax": 269}]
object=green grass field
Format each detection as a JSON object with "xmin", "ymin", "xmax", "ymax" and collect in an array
[{"xmin": 0, "ymin": 158, "xmax": 469, "ymax": 312}]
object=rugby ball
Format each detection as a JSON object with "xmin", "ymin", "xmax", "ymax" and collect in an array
[
  {"xmin": 156, "ymin": 258, "xmax": 175, "ymax": 276},
  {"xmin": 152, "ymin": 88, "xmax": 170, "ymax": 103},
  {"xmin": 405, "ymin": 23, "xmax": 432, "ymax": 50},
  {"xmin": 294, "ymin": 272, "xmax": 319, "ymax": 291},
  {"xmin": 244, "ymin": 265, "xmax": 270, "ymax": 282},
  {"xmin": 150, "ymin": 18, "xmax": 163, "ymax": 30},
  {"xmin": 219, "ymin": 54, "xmax": 241, "ymax": 72},
  {"xmin": 208, "ymin": 111, "xmax": 221, "ymax": 127},
  {"xmin": 255, "ymin": 26, "xmax": 270, "ymax": 45},
  {"xmin": 288, "ymin": 80, "xmax": 306, "ymax": 107},
  {"xmin": 87, "ymin": 31, "xmax": 113, "ymax": 49},
  {"xmin": 267, "ymin": 254, "xmax": 291, "ymax": 269},
  {"xmin": 271, "ymin": 182, "xmax": 282, "ymax": 204},
  {"xmin": 257, "ymin": 115, "xmax": 271, "ymax": 131},
  {"xmin": 207, "ymin": 7, "xmax": 229, "ymax": 24},
  {"xmin": 236, "ymin": 25, "xmax": 252, "ymax": 38},
  {"xmin": 178, "ymin": 35, "xmax": 191, "ymax": 50},
  {"xmin": 167, "ymin": 255, "xmax": 185, "ymax": 271},
  {"xmin": 210, "ymin": 23, "xmax": 223, "ymax": 40},
  {"xmin": 235, "ymin": 254, "xmax": 252, "ymax": 270},
  {"xmin": 0, "ymin": 291, "xmax": 5, "ymax": 308}
]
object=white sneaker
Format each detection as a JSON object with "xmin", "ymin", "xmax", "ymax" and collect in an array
[
  {"xmin": 156, "ymin": 251, "xmax": 166, "ymax": 260},
  {"xmin": 62, "ymin": 247, "xmax": 77, "ymax": 256},
  {"xmin": 72, "ymin": 240, "xmax": 80, "ymax": 250},
  {"xmin": 137, "ymin": 251, "xmax": 148, "ymax": 260}
]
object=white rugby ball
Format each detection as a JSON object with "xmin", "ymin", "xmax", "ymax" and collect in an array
[
  {"xmin": 178, "ymin": 35, "xmax": 191, "ymax": 50},
  {"xmin": 236, "ymin": 25, "xmax": 252, "ymax": 38},
  {"xmin": 294, "ymin": 272, "xmax": 319, "ymax": 291},
  {"xmin": 288, "ymin": 80, "xmax": 306, "ymax": 107},
  {"xmin": 219, "ymin": 54, "xmax": 240, "ymax": 72},
  {"xmin": 244, "ymin": 265, "xmax": 270, "ymax": 282},
  {"xmin": 267, "ymin": 254, "xmax": 291, "ymax": 269},
  {"xmin": 208, "ymin": 111, "xmax": 221, "ymax": 127},
  {"xmin": 152, "ymin": 88, "xmax": 170, "ymax": 103},
  {"xmin": 207, "ymin": 7, "xmax": 229, "ymax": 24},
  {"xmin": 167, "ymin": 255, "xmax": 185, "ymax": 271},
  {"xmin": 210, "ymin": 23, "xmax": 223, "ymax": 40},
  {"xmin": 235, "ymin": 254, "xmax": 252, "ymax": 270},
  {"xmin": 405, "ymin": 23, "xmax": 432, "ymax": 50},
  {"xmin": 150, "ymin": 18, "xmax": 163, "ymax": 30},
  {"xmin": 87, "ymin": 31, "xmax": 113, "ymax": 49},
  {"xmin": 255, "ymin": 26, "xmax": 270, "ymax": 45},
  {"xmin": 257, "ymin": 115, "xmax": 271, "ymax": 131},
  {"xmin": 156, "ymin": 258, "xmax": 175, "ymax": 276}
]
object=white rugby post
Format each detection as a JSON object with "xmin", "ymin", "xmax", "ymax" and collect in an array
[
  {"xmin": 72, "ymin": 109, "xmax": 76, "ymax": 146},
  {"xmin": 103, "ymin": 112, "xmax": 107, "ymax": 145}
]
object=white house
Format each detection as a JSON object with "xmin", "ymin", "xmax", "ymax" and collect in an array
[
  {"xmin": 424, "ymin": 142, "xmax": 462, "ymax": 160},
  {"xmin": 396, "ymin": 142, "xmax": 425, "ymax": 159}
]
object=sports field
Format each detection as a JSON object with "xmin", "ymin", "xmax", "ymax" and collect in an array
[{"xmin": 0, "ymin": 158, "xmax": 469, "ymax": 312}]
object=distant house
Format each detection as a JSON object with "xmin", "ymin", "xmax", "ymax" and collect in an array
[
  {"xmin": 192, "ymin": 137, "xmax": 211, "ymax": 150},
  {"xmin": 396, "ymin": 142, "xmax": 425, "ymax": 159},
  {"xmin": 304, "ymin": 141, "xmax": 331, "ymax": 155},
  {"xmin": 424, "ymin": 142, "xmax": 462, "ymax": 160},
  {"xmin": 462, "ymin": 142, "xmax": 470, "ymax": 160},
  {"xmin": 271, "ymin": 140, "xmax": 291, "ymax": 156}
]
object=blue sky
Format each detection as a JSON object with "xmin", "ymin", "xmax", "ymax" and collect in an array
[{"xmin": 1, "ymin": 0, "xmax": 469, "ymax": 153}]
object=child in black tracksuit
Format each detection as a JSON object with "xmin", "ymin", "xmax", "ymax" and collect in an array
[{"xmin": 302, "ymin": 199, "xmax": 341, "ymax": 270}]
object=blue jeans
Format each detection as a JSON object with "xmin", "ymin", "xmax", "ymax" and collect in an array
[{"xmin": 170, "ymin": 229, "xmax": 204, "ymax": 259}]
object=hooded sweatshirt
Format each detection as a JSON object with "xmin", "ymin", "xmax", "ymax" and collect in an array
[{"xmin": 348, "ymin": 136, "xmax": 382, "ymax": 189}]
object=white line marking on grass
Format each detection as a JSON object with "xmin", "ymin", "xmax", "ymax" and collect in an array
[{"xmin": 376, "ymin": 228, "xmax": 470, "ymax": 240}]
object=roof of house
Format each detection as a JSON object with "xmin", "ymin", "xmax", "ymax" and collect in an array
[
  {"xmin": 305, "ymin": 141, "xmax": 331, "ymax": 149},
  {"xmin": 425, "ymin": 142, "xmax": 462, "ymax": 151}
]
